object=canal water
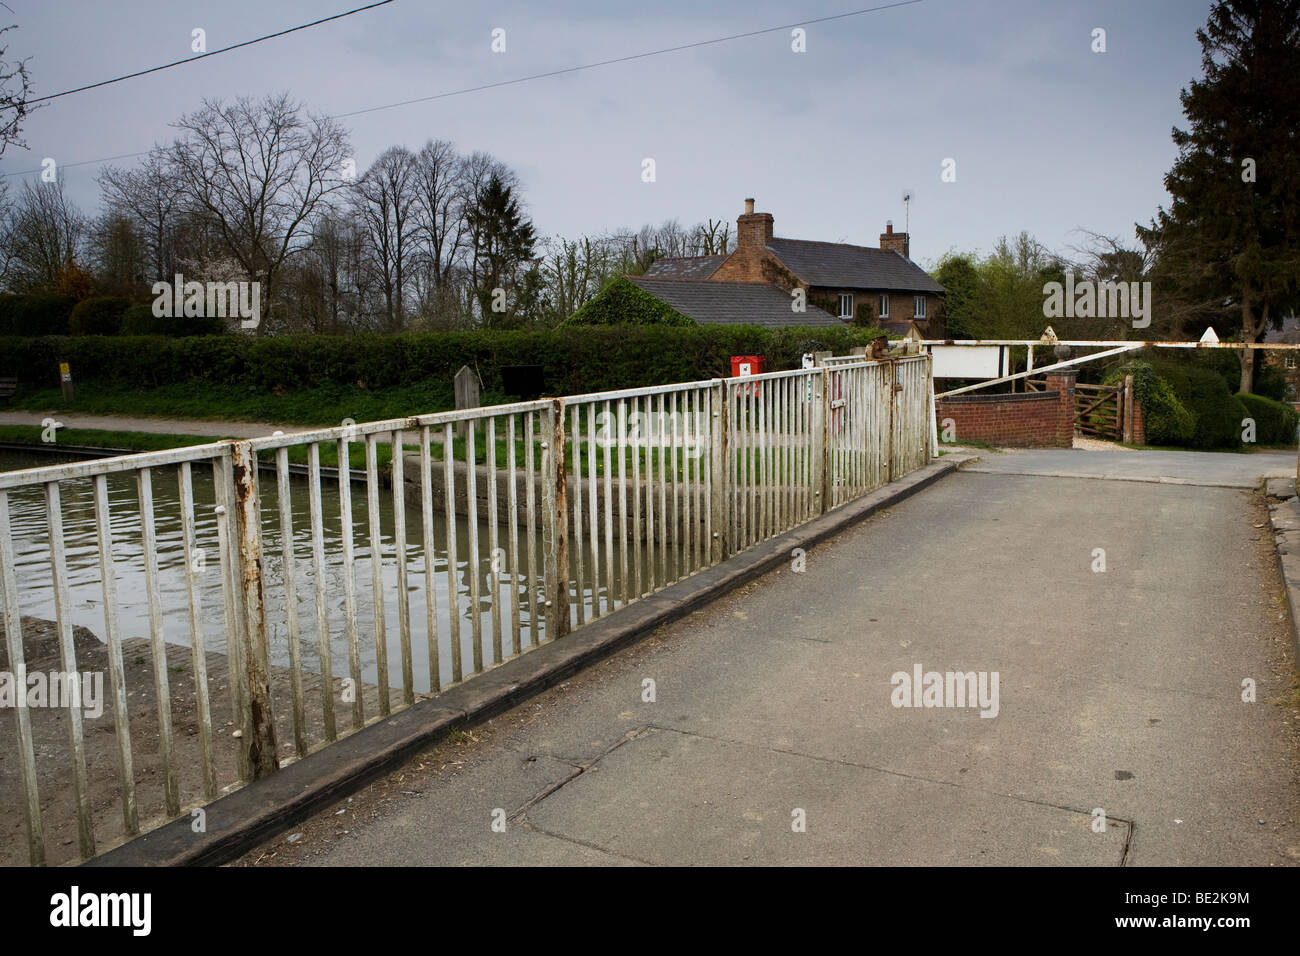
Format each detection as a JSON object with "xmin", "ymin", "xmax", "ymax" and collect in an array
[{"xmin": 0, "ymin": 448, "xmax": 561, "ymax": 696}]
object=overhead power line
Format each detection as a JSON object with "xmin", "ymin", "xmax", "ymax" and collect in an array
[
  {"xmin": 335, "ymin": 0, "xmax": 924, "ymax": 119},
  {"xmin": 1, "ymin": 0, "xmax": 922, "ymax": 179},
  {"xmin": 28, "ymin": 0, "xmax": 396, "ymax": 104}
]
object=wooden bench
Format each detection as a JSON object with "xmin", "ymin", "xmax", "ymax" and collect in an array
[{"xmin": 0, "ymin": 376, "xmax": 16, "ymax": 404}]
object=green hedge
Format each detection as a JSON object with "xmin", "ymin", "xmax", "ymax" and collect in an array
[
  {"xmin": 69, "ymin": 296, "xmax": 132, "ymax": 335},
  {"xmin": 1103, "ymin": 360, "xmax": 1194, "ymax": 446},
  {"xmin": 120, "ymin": 303, "xmax": 225, "ymax": 336},
  {"xmin": 0, "ymin": 293, "xmax": 78, "ymax": 336},
  {"xmin": 1236, "ymin": 392, "xmax": 1298, "ymax": 446},
  {"xmin": 0, "ymin": 326, "xmax": 889, "ymax": 395}
]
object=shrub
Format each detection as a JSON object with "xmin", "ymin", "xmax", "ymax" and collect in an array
[
  {"xmin": 561, "ymin": 277, "xmax": 695, "ymax": 326},
  {"xmin": 69, "ymin": 296, "xmax": 132, "ymax": 335},
  {"xmin": 1236, "ymin": 392, "xmax": 1298, "ymax": 446},
  {"xmin": 1103, "ymin": 360, "xmax": 1194, "ymax": 446},
  {"xmin": 1152, "ymin": 361, "xmax": 1247, "ymax": 448},
  {"xmin": 1253, "ymin": 360, "xmax": 1290, "ymax": 402}
]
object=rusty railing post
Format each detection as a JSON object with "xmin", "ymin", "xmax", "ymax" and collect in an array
[
  {"xmin": 542, "ymin": 399, "xmax": 570, "ymax": 640},
  {"xmin": 230, "ymin": 441, "xmax": 279, "ymax": 778}
]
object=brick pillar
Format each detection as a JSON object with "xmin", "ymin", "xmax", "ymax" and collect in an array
[
  {"xmin": 1132, "ymin": 397, "xmax": 1145, "ymax": 445},
  {"xmin": 1045, "ymin": 369, "xmax": 1077, "ymax": 448}
]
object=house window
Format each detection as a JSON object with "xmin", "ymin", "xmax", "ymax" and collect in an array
[
  {"xmin": 914, "ymin": 295, "xmax": 926, "ymax": 318},
  {"xmin": 879, "ymin": 294, "xmax": 889, "ymax": 318},
  {"xmin": 1287, "ymin": 354, "xmax": 1297, "ymax": 369},
  {"xmin": 838, "ymin": 293, "xmax": 853, "ymax": 319}
]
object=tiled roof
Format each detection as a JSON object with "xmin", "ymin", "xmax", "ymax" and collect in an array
[
  {"xmin": 766, "ymin": 238, "xmax": 945, "ymax": 293},
  {"xmin": 628, "ymin": 278, "xmax": 844, "ymax": 328},
  {"xmin": 1263, "ymin": 313, "xmax": 1300, "ymax": 343},
  {"xmin": 642, "ymin": 255, "xmax": 727, "ymax": 280}
]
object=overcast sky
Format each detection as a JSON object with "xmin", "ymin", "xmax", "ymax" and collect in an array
[{"xmin": 2, "ymin": 0, "xmax": 1213, "ymax": 269}]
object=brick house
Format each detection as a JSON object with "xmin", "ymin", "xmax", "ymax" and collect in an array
[{"xmin": 628, "ymin": 198, "xmax": 945, "ymax": 334}]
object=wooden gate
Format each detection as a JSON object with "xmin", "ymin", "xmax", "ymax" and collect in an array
[
  {"xmin": 1026, "ymin": 378, "xmax": 1124, "ymax": 439},
  {"xmin": 1073, "ymin": 382, "xmax": 1122, "ymax": 439}
]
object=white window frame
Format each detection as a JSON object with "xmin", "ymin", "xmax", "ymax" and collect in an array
[
  {"xmin": 914, "ymin": 295, "xmax": 926, "ymax": 318},
  {"xmin": 838, "ymin": 293, "xmax": 854, "ymax": 319},
  {"xmin": 879, "ymin": 294, "xmax": 889, "ymax": 318}
]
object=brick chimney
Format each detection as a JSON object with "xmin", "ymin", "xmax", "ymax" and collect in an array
[
  {"xmin": 879, "ymin": 220, "xmax": 909, "ymax": 259},
  {"xmin": 737, "ymin": 197, "xmax": 774, "ymax": 251}
]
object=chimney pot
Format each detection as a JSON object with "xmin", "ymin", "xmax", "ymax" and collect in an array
[
  {"xmin": 885, "ymin": 221, "xmax": 893, "ymax": 234},
  {"xmin": 744, "ymin": 198, "xmax": 755, "ymax": 215}
]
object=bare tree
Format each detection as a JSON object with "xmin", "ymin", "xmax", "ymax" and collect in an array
[
  {"xmin": 2, "ymin": 178, "xmax": 85, "ymax": 292},
  {"xmin": 690, "ymin": 218, "xmax": 734, "ymax": 256},
  {"xmin": 87, "ymin": 210, "xmax": 146, "ymax": 294},
  {"xmin": 411, "ymin": 139, "xmax": 467, "ymax": 295},
  {"xmin": 167, "ymin": 92, "xmax": 351, "ymax": 332},
  {"xmin": 98, "ymin": 149, "xmax": 185, "ymax": 283},
  {"xmin": 458, "ymin": 150, "xmax": 519, "ymax": 316},
  {"xmin": 351, "ymin": 146, "xmax": 419, "ymax": 332},
  {"xmin": 0, "ymin": 20, "xmax": 35, "ymax": 157}
]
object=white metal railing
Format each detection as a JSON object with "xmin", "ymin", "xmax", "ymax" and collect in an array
[{"xmin": 0, "ymin": 354, "xmax": 932, "ymax": 865}]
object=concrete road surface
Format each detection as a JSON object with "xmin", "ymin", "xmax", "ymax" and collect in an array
[
  {"xmin": 966, "ymin": 447, "xmax": 1295, "ymax": 488},
  {"xmin": 240, "ymin": 456, "xmax": 1300, "ymax": 867}
]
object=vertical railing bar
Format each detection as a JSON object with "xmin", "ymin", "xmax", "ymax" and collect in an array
[
  {"xmin": 442, "ymin": 425, "xmax": 462, "ymax": 682},
  {"xmin": 231, "ymin": 444, "xmax": 278, "ymax": 778},
  {"xmin": 178, "ymin": 464, "xmax": 218, "ymax": 800},
  {"xmin": 92, "ymin": 473, "xmax": 139, "ymax": 833},
  {"xmin": 486, "ymin": 417, "xmax": 502, "ymax": 664},
  {"xmin": 758, "ymin": 381, "xmax": 767, "ymax": 539},
  {"xmin": 507, "ymin": 416, "xmax": 522, "ymax": 655},
  {"xmin": 137, "ymin": 467, "xmax": 180, "ymax": 816},
  {"xmin": 657, "ymin": 392, "xmax": 667, "ymax": 588},
  {"xmin": 337, "ymin": 436, "xmax": 364, "ymax": 729},
  {"xmin": 524, "ymin": 412, "xmax": 538, "ymax": 644},
  {"xmin": 44, "ymin": 482, "xmax": 97, "ymax": 857},
  {"xmin": 274, "ymin": 448, "xmax": 307, "ymax": 759},
  {"xmin": 632, "ymin": 397, "xmax": 642, "ymax": 599},
  {"xmin": 784, "ymin": 377, "xmax": 793, "ymax": 530},
  {"xmin": 602, "ymin": 400, "xmax": 615, "ymax": 610},
  {"xmin": 670, "ymin": 391, "xmax": 680, "ymax": 578},
  {"xmin": 775, "ymin": 380, "xmax": 785, "ymax": 532},
  {"xmin": 486, "ymin": 417, "xmax": 503, "ymax": 664},
  {"xmin": 307, "ymin": 444, "xmax": 336, "ymax": 739},
  {"xmin": 681, "ymin": 390, "xmax": 691, "ymax": 572},
  {"xmin": 705, "ymin": 386, "xmax": 717, "ymax": 565},
  {"xmin": 697, "ymin": 388, "xmax": 706, "ymax": 567},
  {"xmin": 465, "ymin": 420, "xmax": 482, "ymax": 673},
  {"xmin": 570, "ymin": 409, "xmax": 585, "ymax": 627},
  {"xmin": 749, "ymin": 385, "xmax": 757, "ymax": 547},
  {"xmin": 586, "ymin": 403, "xmax": 600, "ymax": 618},
  {"xmin": 1, "ymin": 491, "xmax": 46, "ymax": 864},
  {"xmin": 419, "ymin": 427, "xmax": 441, "ymax": 694},
  {"xmin": 391, "ymin": 431, "xmax": 413, "ymax": 706},
  {"xmin": 213, "ymin": 456, "xmax": 249, "ymax": 783},
  {"xmin": 644, "ymin": 395, "xmax": 656, "ymax": 591},
  {"xmin": 617, "ymin": 398, "xmax": 629, "ymax": 605},
  {"xmin": 365, "ymin": 435, "xmax": 390, "ymax": 716},
  {"xmin": 543, "ymin": 398, "xmax": 570, "ymax": 639}
]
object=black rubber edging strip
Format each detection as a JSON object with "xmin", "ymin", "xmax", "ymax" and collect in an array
[{"xmin": 86, "ymin": 457, "xmax": 957, "ymax": 867}]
